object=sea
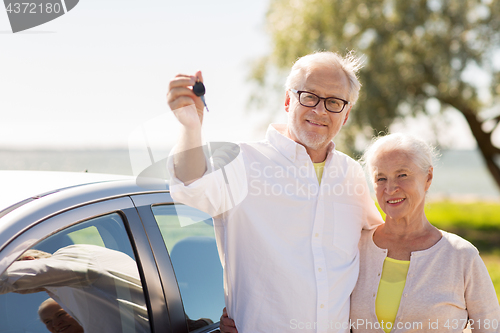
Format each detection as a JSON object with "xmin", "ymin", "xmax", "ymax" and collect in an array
[{"xmin": 1, "ymin": 148, "xmax": 499, "ymax": 201}]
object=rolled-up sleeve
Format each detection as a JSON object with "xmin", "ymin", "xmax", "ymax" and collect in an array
[
  {"xmin": 348, "ymin": 161, "xmax": 383, "ymax": 230},
  {"xmin": 167, "ymin": 142, "xmax": 248, "ymax": 217},
  {"xmin": 0, "ymin": 252, "xmax": 98, "ymax": 294}
]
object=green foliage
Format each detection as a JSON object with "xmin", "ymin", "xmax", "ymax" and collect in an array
[
  {"xmin": 153, "ymin": 214, "xmax": 215, "ymax": 252},
  {"xmin": 483, "ymin": 255, "xmax": 500, "ymax": 302},
  {"xmin": 426, "ymin": 200, "xmax": 500, "ymax": 253},
  {"xmin": 67, "ymin": 225, "xmax": 105, "ymax": 247},
  {"xmin": 375, "ymin": 200, "xmax": 500, "ymax": 226},
  {"xmin": 264, "ymin": 0, "xmax": 500, "ymax": 127},
  {"xmin": 425, "ymin": 200, "xmax": 500, "ymax": 230}
]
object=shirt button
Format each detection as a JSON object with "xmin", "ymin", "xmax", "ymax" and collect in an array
[
  {"xmin": 320, "ymin": 304, "xmax": 324, "ymax": 309},
  {"xmin": 404, "ymin": 293, "xmax": 408, "ymax": 297},
  {"xmin": 373, "ymin": 293, "xmax": 376, "ymax": 297},
  {"xmin": 318, "ymin": 268, "xmax": 322, "ymax": 272},
  {"xmin": 315, "ymin": 233, "xmax": 319, "ymax": 237},
  {"xmin": 377, "ymin": 273, "xmax": 381, "ymax": 276}
]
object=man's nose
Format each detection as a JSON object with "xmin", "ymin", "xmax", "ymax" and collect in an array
[{"xmin": 312, "ymin": 100, "xmax": 328, "ymax": 115}]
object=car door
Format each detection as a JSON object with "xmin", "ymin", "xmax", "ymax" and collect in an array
[
  {"xmin": 0, "ymin": 196, "xmax": 169, "ymax": 333},
  {"xmin": 131, "ymin": 193, "xmax": 224, "ymax": 333}
]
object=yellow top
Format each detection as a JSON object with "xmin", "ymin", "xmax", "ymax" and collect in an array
[
  {"xmin": 375, "ymin": 257, "xmax": 410, "ymax": 333},
  {"xmin": 313, "ymin": 161, "xmax": 326, "ymax": 184}
]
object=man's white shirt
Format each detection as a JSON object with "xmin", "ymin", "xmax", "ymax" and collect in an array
[{"xmin": 169, "ymin": 124, "xmax": 383, "ymax": 332}]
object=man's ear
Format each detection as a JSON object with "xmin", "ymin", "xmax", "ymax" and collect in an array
[
  {"xmin": 342, "ymin": 105, "xmax": 352, "ymax": 125},
  {"xmin": 284, "ymin": 91, "xmax": 290, "ymax": 113}
]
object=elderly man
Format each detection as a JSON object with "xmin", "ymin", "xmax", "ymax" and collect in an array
[
  {"xmin": 167, "ymin": 51, "xmax": 383, "ymax": 332},
  {"xmin": 38, "ymin": 298, "xmax": 84, "ymax": 333}
]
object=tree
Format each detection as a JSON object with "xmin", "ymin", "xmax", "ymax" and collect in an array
[{"xmin": 252, "ymin": 0, "xmax": 500, "ymax": 188}]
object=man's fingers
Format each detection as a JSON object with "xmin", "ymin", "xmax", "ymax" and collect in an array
[
  {"xmin": 169, "ymin": 75, "xmax": 196, "ymax": 90},
  {"xmin": 167, "ymin": 71, "xmax": 205, "ymax": 121}
]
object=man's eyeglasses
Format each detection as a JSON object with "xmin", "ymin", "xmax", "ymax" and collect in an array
[{"xmin": 289, "ymin": 89, "xmax": 350, "ymax": 113}]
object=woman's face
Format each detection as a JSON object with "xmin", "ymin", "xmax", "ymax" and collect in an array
[{"xmin": 371, "ymin": 149, "xmax": 432, "ymax": 222}]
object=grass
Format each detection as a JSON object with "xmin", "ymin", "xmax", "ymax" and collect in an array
[
  {"xmin": 483, "ymin": 255, "xmax": 500, "ymax": 301},
  {"xmin": 427, "ymin": 201, "xmax": 500, "ymax": 254},
  {"xmin": 375, "ymin": 200, "xmax": 500, "ymax": 302},
  {"xmin": 425, "ymin": 201, "xmax": 500, "ymax": 231}
]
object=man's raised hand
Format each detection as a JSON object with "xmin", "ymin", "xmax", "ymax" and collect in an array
[{"xmin": 167, "ymin": 71, "xmax": 205, "ymax": 128}]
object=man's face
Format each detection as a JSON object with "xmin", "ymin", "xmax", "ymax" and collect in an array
[
  {"xmin": 285, "ymin": 64, "xmax": 351, "ymax": 152},
  {"xmin": 39, "ymin": 301, "xmax": 83, "ymax": 333}
]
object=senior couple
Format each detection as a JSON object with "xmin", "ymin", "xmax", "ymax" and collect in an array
[{"xmin": 167, "ymin": 51, "xmax": 499, "ymax": 332}]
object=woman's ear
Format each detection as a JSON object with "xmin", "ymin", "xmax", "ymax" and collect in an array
[{"xmin": 425, "ymin": 166, "xmax": 433, "ymax": 191}]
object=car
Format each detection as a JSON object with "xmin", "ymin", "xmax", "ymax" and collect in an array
[{"xmin": 0, "ymin": 170, "xmax": 224, "ymax": 333}]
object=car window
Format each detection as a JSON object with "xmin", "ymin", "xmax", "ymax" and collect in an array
[
  {"xmin": 0, "ymin": 212, "xmax": 151, "ymax": 333},
  {"xmin": 151, "ymin": 204, "xmax": 224, "ymax": 328}
]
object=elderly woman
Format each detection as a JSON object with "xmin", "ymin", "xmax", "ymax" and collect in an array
[
  {"xmin": 220, "ymin": 133, "xmax": 500, "ymax": 333},
  {"xmin": 350, "ymin": 133, "xmax": 499, "ymax": 332}
]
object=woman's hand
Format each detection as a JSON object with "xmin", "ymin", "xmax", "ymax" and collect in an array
[{"xmin": 219, "ymin": 307, "xmax": 238, "ymax": 333}]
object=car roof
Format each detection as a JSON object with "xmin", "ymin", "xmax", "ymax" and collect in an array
[
  {"xmin": 0, "ymin": 170, "xmax": 171, "ymax": 254},
  {"xmin": 0, "ymin": 170, "xmax": 135, "ymax": 212}
]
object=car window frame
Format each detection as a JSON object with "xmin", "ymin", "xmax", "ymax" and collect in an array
[
  {"xmin": 131, "ymin": 192, "xmax": 223, "ymax": 333},
  {"xmin": 131, "ymin": 192, "xmax": 189, "ymax": 333}
]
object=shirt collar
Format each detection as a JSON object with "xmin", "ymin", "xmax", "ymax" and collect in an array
[{"xmin": 265, "ymin": 124, "xmax": 336, "ymax": 163}]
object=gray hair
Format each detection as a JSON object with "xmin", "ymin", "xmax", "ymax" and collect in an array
[
  {"xmin": 361, "ymin": 133, "xmax": 437, "ymax": 180},
  {"xmin": 285, "ymin": 51, "xmax": 363, "ymax": 105}
]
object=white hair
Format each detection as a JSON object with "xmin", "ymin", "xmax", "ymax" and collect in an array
[
  {"xmin": 361, "ymin": 133, "xmax": 438, "ymax": 179},
  {"xmin": 285, "ymin": 51, "xmax": 364, "ymax": 105}
]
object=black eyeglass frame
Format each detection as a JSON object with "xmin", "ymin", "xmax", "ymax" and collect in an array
[{"xmin": 289, "ymin": 89, "xmax": 350, "ymax": 113}]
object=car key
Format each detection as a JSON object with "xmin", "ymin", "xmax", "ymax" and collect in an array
[{"xmin": 192, "ymin": 81, "xmax": 209, "ymax": 112}]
